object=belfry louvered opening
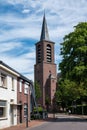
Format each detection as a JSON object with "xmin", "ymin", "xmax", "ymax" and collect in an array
[
  {"xmin": 46, "ymin": 44, "xmax": 51, "ymax": 62},
  {"xmin": 37, "ymin": 45, "xmax": 41, "ymax": 63}
]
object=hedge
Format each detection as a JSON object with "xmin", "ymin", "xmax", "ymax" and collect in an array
[{"xmin": 68, "ymin": 105, "xmax": 87, "ymax": 115}]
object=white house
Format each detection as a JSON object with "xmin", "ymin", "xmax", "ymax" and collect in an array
[
  {"xmin": 0, "ymin": 61, "xmax": 36, "ymax": 129},
  {"xmin": 0, "ymin": 61, "xmax": 19, "ymax": 129}
]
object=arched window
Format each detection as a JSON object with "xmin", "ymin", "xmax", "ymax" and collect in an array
[
  {"xmin": 37, "ymin": 45, "xmax": 41, "ymax": 63},
  {"xmin": 46, "ymin": 44, "xmax": 51, "ymax": 62}
]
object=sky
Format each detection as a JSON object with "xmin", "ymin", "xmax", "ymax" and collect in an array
[{"xmin": 0, "ymin": 0, "xmax": 87, "ymax": 81}]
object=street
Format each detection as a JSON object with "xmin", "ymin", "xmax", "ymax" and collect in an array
[{"xmin": 28, "ymin": 114, "xmax": 87, "ymax": 130}]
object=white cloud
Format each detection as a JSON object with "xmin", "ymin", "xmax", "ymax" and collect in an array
[
  {"xmin": 0, "ymin": 0, "xmax": 87, "ymax": 81},
  {"xmin": 22, "ymin": 9, "xmax": 30, "ymax": 14},
  {"xmin": 0, "ymin": 46, "xmax": 35, "ymax": 81},
  {"xmin": 0, "ymin": 42, "xmax": 22, "ymax": 53}
]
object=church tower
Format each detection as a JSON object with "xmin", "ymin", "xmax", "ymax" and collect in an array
[{"xmin": 34, "ymin": 13, "xmax": 57, "ymax": 110}]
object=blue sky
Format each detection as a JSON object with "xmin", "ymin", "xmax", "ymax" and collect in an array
[{"xmin": 0, "ymin": 0, "xmax": 87, "ymax": 81}]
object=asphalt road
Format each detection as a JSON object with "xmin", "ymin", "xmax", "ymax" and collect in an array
[{"xmin": 28, "ymin": 114, "xmax": 87, "ymax": 130}]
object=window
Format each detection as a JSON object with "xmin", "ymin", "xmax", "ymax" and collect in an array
[
  {"xmin": 24, "ymin": 83, "xmax": 28, "ymax": 94},
  {"xmin": 46, "ymin": 44, "xmax": 51, "ymax": 62},
  {"xmin": 0, "ymin": 73, "xmax": 7, "ymax": 88},
  {"xmin": 0, "ymin": 100, "xmax": 7, "ymax": 118},
  {"xmin": 0, "ymin": 108, "xmax": 3, "ymax": 117},
  {"xmin": 12, "ymin": 77, "xmax": 14, "ymax": 90},
  {"xmin": 19, "ymin": 80, "xmax": 22, "ymax": 92},
  {"xmin": 24, "ymin": 103, "xmax": 27, "ymax": 117}
]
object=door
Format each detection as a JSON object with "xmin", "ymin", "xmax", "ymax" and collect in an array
[
  {"xmin": 17, "ymin": 105, "xmax": 22, "ymax": 123},
  {"xmin": 19, "ymin": 105, "xmax": 22, "ymax": 123},
  {"xmin": 10, "ymin": 105, "xmax": 14, "ymax": 125}
]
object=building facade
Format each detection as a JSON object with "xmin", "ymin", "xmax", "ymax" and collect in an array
[
  {"xmin": 0, "ymin": 61, "xmax": 33, "ymax": 129},
  {"xmin": 34, "ymin": 14, "xmax": 57, "ymax": 110},
  {"xmin": 0, "ymin": 61, "xmax": 19, "ymax": 129},
  {"xmin": 17, "ymin": 76, "xmax": 31, "ymax": 124}
]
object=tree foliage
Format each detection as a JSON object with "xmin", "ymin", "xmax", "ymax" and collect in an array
[
  {"xmin": 60, "ymin": 22, "xmax": 87, "ymax": 81},
  {"xmin": 34, "ymin": 81, "xmax": 41, "ymax": 101},
  {"xmin": 56, "ymin": 22, "xmax": 87, "ymax": 106}
]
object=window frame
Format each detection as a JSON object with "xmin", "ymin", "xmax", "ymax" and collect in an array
[
  {"xmin": 24, "ymin": 103, "xmax": 27, "ymax": 117},
  {"xmin": 12, "ymin": 77, "xmax": 15, "ymax": 91},
  {"xmin": 0, "ymin": 73, "xmax": 7, "ymax": 88},
  {"xmin": 0, "ymin": 100, "xmax": 7, "ymax": 119},
  {"xmin": 19, "ymin": 80, "xmax": 22, "ymax": 92},
  {"xmin": 24, "ymin": 83, "xmax": 28, "ymax": 94}
]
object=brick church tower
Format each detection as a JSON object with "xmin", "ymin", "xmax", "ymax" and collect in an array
[{"xmin": 34, "ymin": 13, "xmax": 57, "ymax": 110}]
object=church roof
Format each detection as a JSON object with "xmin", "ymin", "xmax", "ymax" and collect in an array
[{"xmin": 40, "ymin": 13, "xmax": 50, "ymax": 41}]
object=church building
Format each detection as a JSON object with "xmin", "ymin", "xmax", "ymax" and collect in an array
[{"xmin": 34, "ymin": 13, "xmax": 57, "ymax": 110}]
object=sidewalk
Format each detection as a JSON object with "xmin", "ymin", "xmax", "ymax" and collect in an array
[
  {"xmin": 0, "ymin": 120, "xmax": 46, "ymax": 130},
  {"xmin": 74, "ymin": 114, "xmax": 87, "ymax": 119},
  {"xmin": 1, "ymin": 114, "xmax": 87, "ymax": 130},
  {"xmin": 55, "ymin": 113, "xmax": 87, "ymax": 120},
  {"xmin": 0, "ymin": 114, "xmax": 54, "ymax": 130}
]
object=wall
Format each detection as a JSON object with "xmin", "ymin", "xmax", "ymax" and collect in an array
[
  {"xmin": 17, "ymin": 78, "xmax": 30, "ymax": 124},
  {"xmin": 0, "ymin": 69, "xmax": 17, "ymax": 129}
]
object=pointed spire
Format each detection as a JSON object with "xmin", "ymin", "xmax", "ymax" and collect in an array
[{"xmin": 40, "ymin": 12, "xmax": 50, "ymax": 41}]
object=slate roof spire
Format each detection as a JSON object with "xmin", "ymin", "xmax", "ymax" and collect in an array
[{"xmin": 40, "ymin": 12, "xmax": 50, "ymax": 41}]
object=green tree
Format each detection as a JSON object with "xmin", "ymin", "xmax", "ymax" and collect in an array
[
  {"xmin": 45, "ymin": 96, "xmax": 50, "ymax": 111},
  {"xmin": 45, "ymin": 96, "xmax": 50, "ymax": 105},
  {"xmin": 56, "ymin": 22, "xmax": 87, "ymax": 107},
  {"xmin": 34, "ymin": 81, "xmax": 41, "ymax": 101},
  {"xmin": 55, "ymin": 79, "xmax": 77, "ymax": 106},
  {"xmin": 60, "ymin": 22, "xmax": 87, "ymax": 82}
]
